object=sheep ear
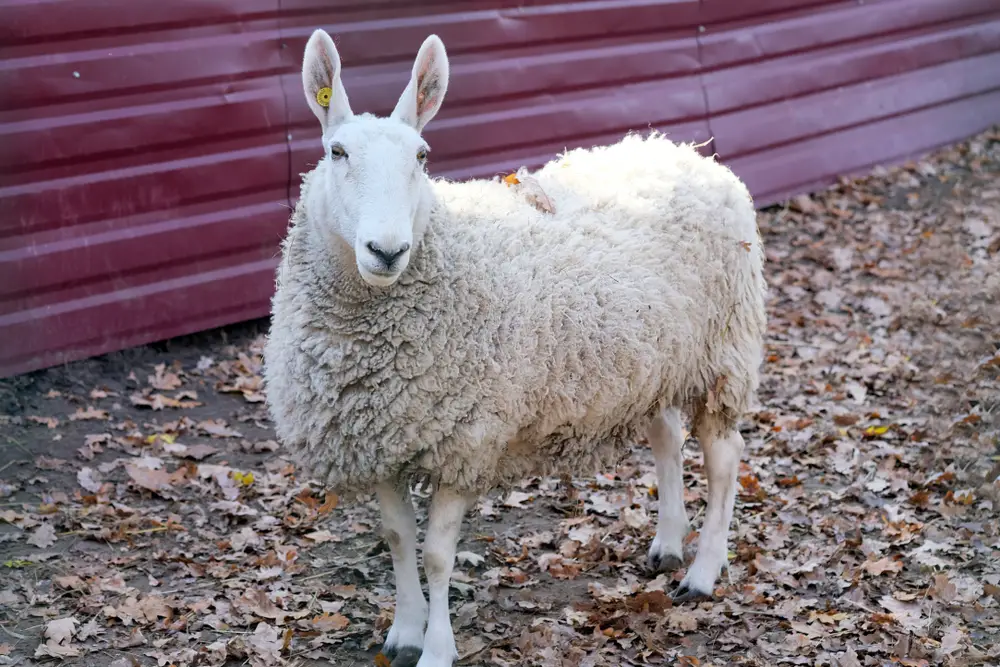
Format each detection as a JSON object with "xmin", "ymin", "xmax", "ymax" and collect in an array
[
  {"xmin": 302, "ymin": 29, "xmax": 353, "ymax": 135},
  {"xmin": 391, "ymin": 34, "xmax": 449, "ymax": 133}
]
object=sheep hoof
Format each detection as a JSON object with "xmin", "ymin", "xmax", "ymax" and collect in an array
[
  {"xmin": 670, "ymin": 582, "xmax": 712, "ymax": 604},
  {"xmin": 646, "ymin": 550, "xmax": 684, "ymax": 573},
  {"xmin": 385, "ymin": 646, "xmax": 422, "ymax": 667}
]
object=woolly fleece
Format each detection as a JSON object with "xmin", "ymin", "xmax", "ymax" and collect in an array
[{"xmin": 263, "ymin": 131, "xmax": 767, "ymax": 496}]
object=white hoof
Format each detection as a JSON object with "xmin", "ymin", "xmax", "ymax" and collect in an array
[
  {"xmin": 671, "ymin": 552, "xmax": 725, "ymax": 602},
  {"xmin": 383, "ymin": 602, "xmax": 427, "ymax": 657},
  {"xmin": 646, "ymin": 535, "xmax": 685, "ymax": 573},
  {"xmin": 414, "ymin": 619, "xmax": 457, "ymax": 667}
]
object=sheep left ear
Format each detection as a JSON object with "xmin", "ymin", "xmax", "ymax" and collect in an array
[
  {"xmin": 391, "ymin": 34, "xmax": 449, "ymax": 133},
  {"xmin": 302, "ymin": 28, "xmax": 353, "ymax": 135}
]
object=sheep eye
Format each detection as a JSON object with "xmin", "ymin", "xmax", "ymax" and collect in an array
[
  {"xmin": 330, "ymin": 144, "xmax": 347, "ymax": 159},
  {"xmin": 416, "ymin": 148, "xmax": 428, "ymax": 162}
]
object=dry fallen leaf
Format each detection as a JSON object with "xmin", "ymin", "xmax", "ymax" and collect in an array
[
  {"xmin": 247, "ymin": 622, "xmax": 283, "ymax": 665},
  {"xmin": 69, "ymin": 406, "xmax": 110, "ymax": 421},
  {"xmin": 861, "ymin": 556, "xmax": 904, "ymax": 576},
  {"xmin": 34, "ymin": 617, "xmax": 80, "ymax": 658},
  {"xmin": 503, "ymin": 170, "xmax": 555, "ymax": 213},
  {"xmin": 130, "ymin": 391, "xmax": 201, "ymax": 410},
  {"xmin": 456, "ymin": 551, "xmax": 485, "ymax": 567},
  {"xmin": 125, "ymin": 463, "xmax": 176, "ymax": 494},
  {"xmin": 303, "ymin": 529, "xmax": 339, "ymax": 544},
  {"xmin": 622, "ymin": 506, "xmax": 649, "ymax": 529},
  {"xmin": 230, "ymin": 526, "xmax": 264, "ymax": 552},
  {"xmin": 235, "ymin": 588, "xmax": 284, "ymax": 621},
  {"xmin": 666, "ymin": 608, "xmax": 699, "ymax": 632},
  {"xmin": 516, "ymin": 175, "xmax": 556, "ymax": 214},
  {"xmin": 54, "ymin": 575, "xmax": 85, "ymax": 590},
  {"xmin": 311, "ymin": 612, "xmax": 350, "ymax": 632},
  {"xmin": 177, "ymin": 443, "xmax": 218, "ymax": 460},
  {"xmin": 503, "ymin": 491, "xmax": 533, "ymax": 508},
  {"xmin": 937, "ymin": 625, "xmax": 965, "ymax": 657},
  {"xmin": 34, "ymin": 455, "xmax": 66, "ymax": 470},
  {"xmin": 879, "ymin": 595, "xmax": 931, "ymax": 633},
  {"xmin": 148, "ymin": 363, "xmax": 182, "ymax": 390},
  {"xmin": 198, "ymin": 419, "xmax": 243, "ymax": 438},
  {"xmin": 77, "ymin": 467, "xmax": 103, "ymax": 493},
  {"xmin": 45, "ymin": 617, "xmax": 76, "ymax": 644},
  {"xmin": 27, "ymin": 523, "xmax": 57, "ymax": 549}
]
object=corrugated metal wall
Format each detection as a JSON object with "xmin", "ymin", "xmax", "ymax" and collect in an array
[{"xmin": 2, "ymin": 0, "xmax": 998, "ymax": 377}]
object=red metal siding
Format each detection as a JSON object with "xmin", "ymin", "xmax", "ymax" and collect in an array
[{"xmin": 1, "ymin": 0, "xmax": 998, "ymax": 377}]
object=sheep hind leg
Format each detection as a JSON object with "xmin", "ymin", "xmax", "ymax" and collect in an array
[
  {"xmin": 416, "ymin": 485, "xmax": 473, "ymax": 667},
  {"xmin": 645, "ymin": 406, "xmax": 689, "ymax": 573},
  {"xmin": 375, "ymin": 481, "xmax": 426, "ymax": 667},
  {"xmin": 672, "ymin": 416, "xmax": 744, "ymax": 602}
]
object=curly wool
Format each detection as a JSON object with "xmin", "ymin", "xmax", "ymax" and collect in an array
[{"xmin": 263, "ymin": 131, "xmax": 767, "ymax": 496}]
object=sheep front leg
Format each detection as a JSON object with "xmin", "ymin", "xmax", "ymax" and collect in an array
[
  {"xmin": 672, "ymin": 426, "xmax": 743, "ymax": 602},
  {"xmin": 416, "ymin": 485, "xmax": 471, "ymax": 667},
  {"xmin": 375, "ymin": 481, "xmax": 426, "ymax": 667},
  {"xmin": 646, "ymin": 407, "xmax": 689, "ymax": 572}
]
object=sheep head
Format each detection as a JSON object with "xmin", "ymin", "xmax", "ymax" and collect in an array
[{"xmin": 301, "ymin": 29, "xmax": 449, "ymax": 288}]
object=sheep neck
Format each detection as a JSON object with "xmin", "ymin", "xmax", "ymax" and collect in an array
[{"xmin": 299, "ymin": 204, "xmax": 440, "ymax": 316}]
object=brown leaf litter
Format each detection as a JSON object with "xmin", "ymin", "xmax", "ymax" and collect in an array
[{"xmin": 0, "ymin": 126, "xmax": 998, "ymax": 666}]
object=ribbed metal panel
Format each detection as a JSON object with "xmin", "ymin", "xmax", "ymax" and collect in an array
[{"xmin": 1, "ymin": 0, "xmax": 998, "ymax": 376}]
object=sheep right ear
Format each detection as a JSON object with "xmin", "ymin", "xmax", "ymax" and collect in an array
[
  {"xmin": 302, "ymin": 29, "xmax": 353, "ymax": 135},
  {"xmin": 391, "ymin": 34, "xmax": 449, "ymax": 133}
]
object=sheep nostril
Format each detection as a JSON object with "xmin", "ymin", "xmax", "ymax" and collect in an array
[
  {"xmin": 364, "ymin": 241, "xmax": 409, "ymax": 268},
  {"xmin": 383, "ymin": 245, "xmax": 409, "ymax": 265}
]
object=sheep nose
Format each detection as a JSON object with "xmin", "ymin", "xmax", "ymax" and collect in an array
[{"xmin": 365, "ymin": 241, "xmax": 410, "ymax": 268}]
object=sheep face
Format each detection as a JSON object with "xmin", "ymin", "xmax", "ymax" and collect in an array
[
  {"xmin": 301, "ymin": 29, "xmax": 450, "ymax": 288},
  {"xmin": 320, "ymin": 118, "xmax": 432, "ymax": 287}
]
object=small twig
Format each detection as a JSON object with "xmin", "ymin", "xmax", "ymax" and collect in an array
[
  {"xmin": 959, "ymin": 457, "xmax": 979, "ymax": 474},
  {"xmin": 0, "ymin": 459, "xmax": 28, "ymax": 475},
  {"xmin": 691, "ymin": 504, "xmax": 706, "ymax": 525},
  {"xmin": 0, "ymin": 623, "xmax": 29, "ymax": 639},
  {"xmin": 58, "ymin": 526, "xmax": 172, "ymax": 537},
  {"xmin": 295, "ymin": 570, "xmax": 343, "ymax": 583},
  {"xmin": 735, "ymin": 609, "xmax": 791, "ymax": 620},
  {"xmin": 294, "ymin": 551, "xmax": 385, "ymax": 583},
  {"xmin": 4, "ymin": 436, "xmax": 33, "ymax": 459},
  {"xmin": 765, "ymin": 340, "xmax": 800, "ymax": 347},
  {"xmin": 843, "ymin": 598, "xmax": 878, "ymax": 615}
]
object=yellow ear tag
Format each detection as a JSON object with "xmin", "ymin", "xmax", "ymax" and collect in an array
[{"xmin": 316, "ymin": 87, "xmax": 332, "ymax": 108}]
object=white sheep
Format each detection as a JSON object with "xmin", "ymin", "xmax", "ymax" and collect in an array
[{"xmin": 263, "ymin": 28, "xmax": 767, "ymax": 667}]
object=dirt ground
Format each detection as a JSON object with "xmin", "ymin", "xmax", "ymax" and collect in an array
[{"xmin": 2, "ymin": 127, "xmax": 999, "ymax": 667}]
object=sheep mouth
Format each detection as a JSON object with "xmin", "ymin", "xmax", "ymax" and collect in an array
[{"xmin": 357, "ymin": 264, "xmax": 403, "ymax": 288}]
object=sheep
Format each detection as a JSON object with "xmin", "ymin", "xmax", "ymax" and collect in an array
[{"xmin": 263, "ymin": 28, "xmax": 767, "ymax": 667}]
